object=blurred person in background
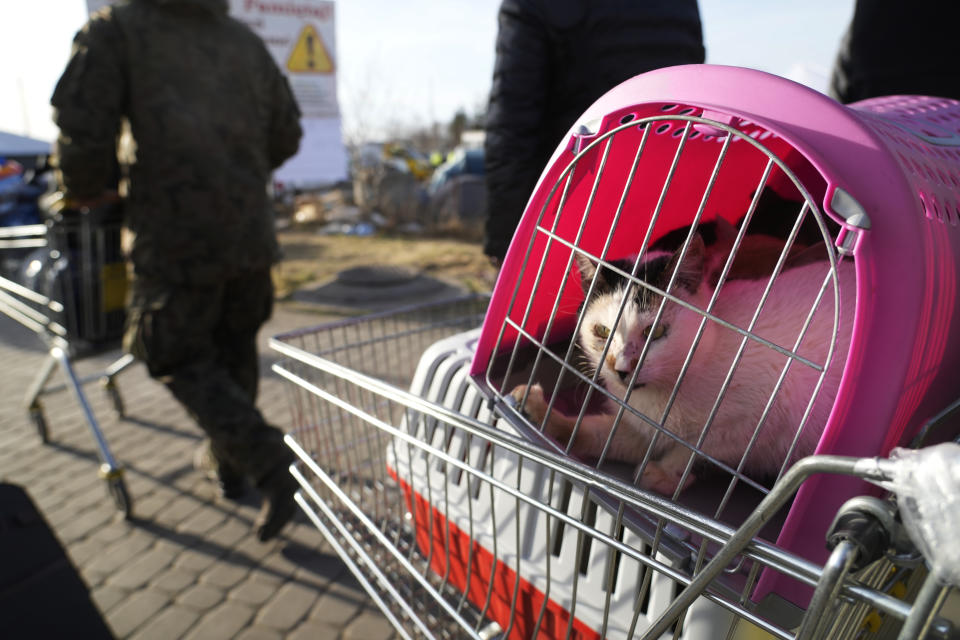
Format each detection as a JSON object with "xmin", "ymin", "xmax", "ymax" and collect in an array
[
  {"xmin": 483, "ymin": 0, "xmax": 705, "ymax": 265},
  {"xmin": 830, "ymin": 0, "xmax": 960, "ymax": 103},
  {"xmin": 51, "ymin": 0, "xmax": 303, "ymax": 542}
]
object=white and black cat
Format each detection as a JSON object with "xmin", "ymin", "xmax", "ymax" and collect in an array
[{"xmin": 511, "ymin": 229, "xmax": 855, "ymax": 495}]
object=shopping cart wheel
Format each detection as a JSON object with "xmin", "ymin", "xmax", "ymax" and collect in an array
[
  {"xmin": 100, "ymin": 466, "xmax": 133, "ymax": 520},
  {"xmin": 101, "ymin": 378, "xmax": 125, "ymax": 417},
  {"xmin": 29, "ymin": 404, "xmax": 49, "ymax": 444}
]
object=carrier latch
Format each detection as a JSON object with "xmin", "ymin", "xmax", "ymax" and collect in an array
[
  {"xmin": 831, "ymin": 187, "xmax": 871, "ymax": 256},
  {"xmin": 570, "ymin": 117, "xmax": 603, "ymax": 154}
]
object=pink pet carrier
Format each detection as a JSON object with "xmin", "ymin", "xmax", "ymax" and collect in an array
[
  {"xmin": 474, "ymin": 63, "xmax": 960, "ymax": 607},
  {"xmin": 273, "ymin": 64, "xmax": 960, "ymax": 639}
]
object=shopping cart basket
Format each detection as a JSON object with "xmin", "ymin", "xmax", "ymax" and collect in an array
[
  {"xmin": 272, "ymin": 64, "xmax": 960, "ymax": 638},
  {"xmin": 0, "ymin": 197, "xmax": 134, "ymax": 517}
]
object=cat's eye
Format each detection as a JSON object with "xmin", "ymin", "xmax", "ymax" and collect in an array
[
  {"xmin": 593, "ymin": 324, "xmax": 610, "ymax": 339},
  {"xmin": 643, "ymin": 324, "xmax": 666, "ymax": 340}
]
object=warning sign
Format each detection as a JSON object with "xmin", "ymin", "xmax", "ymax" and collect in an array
[
  {"xmin": 286, "ymin": 24, "xmax": 334, "ymax": 73},
  {"xmin": 230, "ymin": 0, "xmax": 347, "ymax": 186},
  {"xmin": 229, "ymin": 0, "xmax": 340, "ymax": 120}
]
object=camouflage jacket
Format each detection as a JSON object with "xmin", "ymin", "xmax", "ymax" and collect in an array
[{"xmin": 52, "ymin": 0, "xmax": 303, "ymax": 284}]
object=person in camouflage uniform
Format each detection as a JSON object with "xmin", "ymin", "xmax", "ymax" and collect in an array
[{"xmin": 51, "ymin": 0, "xmax": 303, "ymax": 542}]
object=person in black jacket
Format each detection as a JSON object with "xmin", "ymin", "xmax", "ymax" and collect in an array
[
  {"xmin": 830, "ymin": 0, "xmax": 960, "ymax": 104},
  {"xmin": 53, "ymin": 0, "xmax": 303, "ymax": 542},
  {"xmin": 483, "ymin": 0, "xmax": 704, "ymax": 264}
]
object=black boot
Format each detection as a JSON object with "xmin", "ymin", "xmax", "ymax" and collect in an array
[
  {"xmin": 194, "ymin": 441, "xmax": 247, "ymax": 500},
  {"xmin": 254, "ymin": 463, "xmax": 298, "ymax": 542},
  {"xmin": 217, "ymin": 465, "xmax": 247, "ymax": 501}
]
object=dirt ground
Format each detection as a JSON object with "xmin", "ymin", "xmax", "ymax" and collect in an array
[{"xmin": 272, "ymin": 227, "xmax": 499, "ymax": 301}]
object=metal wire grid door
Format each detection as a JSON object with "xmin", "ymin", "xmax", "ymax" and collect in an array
[{"xmin": 486, "ymin": 111, "xmax": 853, "ymax": 521}]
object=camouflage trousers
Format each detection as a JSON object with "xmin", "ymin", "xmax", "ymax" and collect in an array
[{"xmin": 123, "ymin": 268, "xmax": 291, "ymax": 486}]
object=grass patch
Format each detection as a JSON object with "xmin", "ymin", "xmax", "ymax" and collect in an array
[{"xmin": 273, "ymin": 230, "xmax": 498, "ymax": 300}]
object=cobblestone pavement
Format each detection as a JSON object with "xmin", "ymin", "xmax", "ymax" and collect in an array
[{"xmin": 0, "ymin": 303, "xmax": 398, "ymax": 639}]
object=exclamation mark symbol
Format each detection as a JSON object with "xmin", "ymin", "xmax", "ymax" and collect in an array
[{"xmin": 306, "ymin": 33, "xmax": 316, "ymax": 70}]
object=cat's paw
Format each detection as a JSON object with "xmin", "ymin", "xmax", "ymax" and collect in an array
[
  {"xmin": 510, "ymin": 384, "xmax": 576, "ymax": 448},
  {"xmin": 639, "ymin": 461, "xmax": 696, "ymax": 496},
  {"xmin": 509, "ymin": 384, "xmax": 549, "ymax": 424}
]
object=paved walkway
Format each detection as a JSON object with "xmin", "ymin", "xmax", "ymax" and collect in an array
[{"xmin": 0, "ymin": 301, "xmax": 397, "ymax": 639}]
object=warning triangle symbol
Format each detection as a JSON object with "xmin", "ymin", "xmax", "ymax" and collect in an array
[{"xmin": 287, "ymin": 24, "xmax": 334, "ymax": 73}]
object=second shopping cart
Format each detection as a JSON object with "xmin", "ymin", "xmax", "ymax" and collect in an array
[{"xmin": 0, "ymin": 195, "xmax": 134, "ymax": 516}]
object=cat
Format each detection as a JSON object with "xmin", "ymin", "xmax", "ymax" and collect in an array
[
  {"xmin": 641, "ymin": 216, "xmax": 795, "ymax": 287},
  {"xmin": 511, "ymin": 230, "xmax": 855, "ymax": 496}
]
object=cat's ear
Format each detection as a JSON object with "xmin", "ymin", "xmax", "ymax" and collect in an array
[
  {"xmin": 713, "ymin": 216, "xmax": 738, "ymax": 245},
  {"xmin": 576, "ymin": 251, "xmax": 600, "ymax": 294},
  {"xmin": 665, "ymin": 234, "xmax": 705, "ymax": 292}
]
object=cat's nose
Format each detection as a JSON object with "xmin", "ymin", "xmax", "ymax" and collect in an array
[{"xmin": 615, "ymin": 358, "xmax": 639, "ymax": 382}]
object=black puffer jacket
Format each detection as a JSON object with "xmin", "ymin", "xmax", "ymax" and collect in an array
[
  {"xmin": 829, "ymin": 0, "xmax": 960, "ymax": 104},
  {"xmin": 483, "ymin": 0, "xmax": 704, "ymax": 261}
]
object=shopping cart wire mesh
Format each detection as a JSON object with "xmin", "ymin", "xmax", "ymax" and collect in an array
[{"xmin": 271, "ymin": 296, "xmax": 958, "ymax": 639}]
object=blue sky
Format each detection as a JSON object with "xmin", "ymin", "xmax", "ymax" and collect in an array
[{"xmin": 0, "ymin": 0, "xmax": 855, "ymax": 144}]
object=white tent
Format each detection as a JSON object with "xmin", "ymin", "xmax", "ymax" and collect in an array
[
  {"xmin": 0, "ymin": 130, "xmax": 51, "ymax": 167},
  {"xmin": 0, "ymin": 130, "xmax": 51, "ymax": 156}
]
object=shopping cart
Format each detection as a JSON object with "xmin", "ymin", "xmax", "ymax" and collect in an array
[
  {"xmin": 0, "ymin": 196, "xmax": 134, "ymax": 517},
  {"xmin": 271, "ymin": 65, "xmax": 960, "ymax": 639}
]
